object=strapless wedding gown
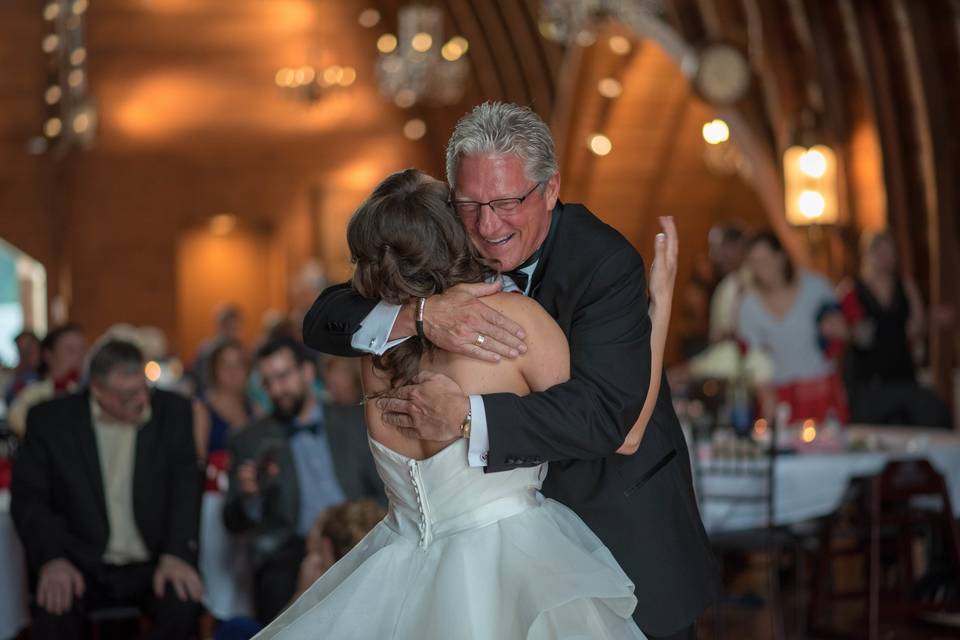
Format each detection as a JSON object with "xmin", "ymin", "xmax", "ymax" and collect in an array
[{"xmin": 254, "ymin": 438, "xmax": 645, "ymax": 639}]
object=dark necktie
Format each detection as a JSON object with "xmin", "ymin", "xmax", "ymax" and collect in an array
[
  {"xmin": 503, "ymin": 245, "xmax": 543, "ymax": 295},
  {"xmin": 503, "ymin": 267, "xmax": 530, "ymax": 294}
]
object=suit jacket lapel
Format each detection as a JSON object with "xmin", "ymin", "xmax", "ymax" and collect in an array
[
  {"xmin": 76, "ymin": 396, "xmax": 109, "ymax": 527},
  {"xmin": 530, "ymin": 201, "xmax": 565, "ymax": 301}
]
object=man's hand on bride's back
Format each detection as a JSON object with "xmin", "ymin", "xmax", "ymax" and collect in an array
[
  {"xmin": 378, "ymin": 371, "xmax": 470, "ymax": 441},
  {"xmin": 421, "ymin": 281, "xmax": 527, "ymax": 362}
]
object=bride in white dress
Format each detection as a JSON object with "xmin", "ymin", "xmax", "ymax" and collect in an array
[{"xmin": 255, "ymin": 169, "xmax": 671, "ymax": 639}]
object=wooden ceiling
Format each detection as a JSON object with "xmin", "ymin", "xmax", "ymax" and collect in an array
[{"xmin": 0, "ymin": 0, "xmax": 957, "ymax": 381}]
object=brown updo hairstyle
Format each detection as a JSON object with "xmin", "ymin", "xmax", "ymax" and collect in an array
[{"xmin": 347, "ymin": 168, "xmax": 496, "ymax": 387}]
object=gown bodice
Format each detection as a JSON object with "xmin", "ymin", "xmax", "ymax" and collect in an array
[{"xmin": 369, "ymin": 437, "xmax": 547, "ymax": 548}]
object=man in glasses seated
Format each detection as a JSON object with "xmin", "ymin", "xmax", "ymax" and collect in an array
[{"xmin": 11, "ymin": 338, "xmax": 203, "ymax": 640}]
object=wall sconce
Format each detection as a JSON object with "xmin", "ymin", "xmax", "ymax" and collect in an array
[{"xmin": 783, "ymin": 143, "xmax": 839, "ymax": 226}]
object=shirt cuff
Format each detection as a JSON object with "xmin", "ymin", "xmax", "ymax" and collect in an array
[
  {"xmin": 350, "ymin": 301, "xmax": 411, "ymax": 355},
  {"xmin": 466, "ymin": 395, "xmax": 490, "ymax": 467}
]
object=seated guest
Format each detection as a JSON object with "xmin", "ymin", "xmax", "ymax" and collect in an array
[
  {"xmin": 738, "ymin": 231, "xmax": 849, "ymax": 422},
  {"xmin": 293, "ymin": 498, "xmax": 386, "ymax": 601},
  {"xmin": 4, "ymin": 330, "xmax": 41, "ymax": 406},
  {"xmin": 838, "ymin": 230, "xmax": 951, "ymax": 426},
  {"xmin": 192, "ymin": 338, "xmax": 253, "ymax": 460},
  {"xmin": 223, "ymin": 338, "xmax": 384, "ymax": 624},
  {"xmin": 8, "ymin": 323, "xmax": 86, "ymax": 436},
  {"xmin": 11, "ymin": 339, "xmax": 203, "ymax": 640}
]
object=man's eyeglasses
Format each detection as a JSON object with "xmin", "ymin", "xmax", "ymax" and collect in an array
[{"xmin": 451, "ymin": 182, "xmax": 541, "ymax": 218}]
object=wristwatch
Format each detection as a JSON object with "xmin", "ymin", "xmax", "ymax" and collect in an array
[{"xmin": 460, "ymin": 409, "xmax": 472, "ymax": 439}]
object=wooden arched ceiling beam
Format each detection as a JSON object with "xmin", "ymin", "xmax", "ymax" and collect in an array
[{"xmin": 895, "ymin": 0, "xmax": 959, "ymax": 402}]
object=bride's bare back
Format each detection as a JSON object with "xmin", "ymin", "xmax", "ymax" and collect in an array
[{"xmin": 363, "ymin": 292, "xmax": 569, "ymax": 460}]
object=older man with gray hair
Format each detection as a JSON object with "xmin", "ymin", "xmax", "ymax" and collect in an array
[{"xmin": 304, "ymin": 102, "xmax": 717, "ymax": 638}]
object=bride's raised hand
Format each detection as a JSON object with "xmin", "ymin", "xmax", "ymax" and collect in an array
[
  {"xmin": 616, "ymin": 216, "xmax": 678, "ymax": 455},
  {"xmin": 649, "ymin": 216, "xmax": 678, "ymax": 309}
]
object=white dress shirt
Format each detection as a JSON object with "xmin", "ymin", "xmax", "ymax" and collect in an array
[{"xmin": 350, "ymin": 266, "xmax": 535, "ymax": 467}]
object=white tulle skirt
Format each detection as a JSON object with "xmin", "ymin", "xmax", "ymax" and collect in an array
[{"xmin": 253, "ymin": 497, "xmax": 645, "ymax": 639}]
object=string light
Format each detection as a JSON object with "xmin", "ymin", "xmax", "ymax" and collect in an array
[
  {"xmin": 597, "ymin": 77, "xmax": 622, "ymax": 98},
  {"xmin": 608, "ymin": 35, "xmax": 632, "ymax": 55},
  {"xmin": 377, "ymin": 34, "xmax": 398, "ymax": 54},
  {"xmin": 411, "ymin": 32, "xmax": 433, "ymax": 52},
  {"xmin": 42, "ymin": 34, "xmax": 60, "ymax": 53},
  {"xmin": 702, "ymin": 119, "xmax": 730, "ymax": 145},
  {"xmin": 588, "ymin": 133, "xmax": 612, "ymax": 156},
  {"xmin": 44, "ymin": 117, "xmax": 63, "ymax": 137},
  {"xmin": 45, "ymin": 86, "xmax": 62, "ymax": 104}
]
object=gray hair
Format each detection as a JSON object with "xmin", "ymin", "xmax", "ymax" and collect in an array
[
  {"xmin": 87, "ymin": 339, "xmax": 144, "ymax": 384},
  {"xmin": 445, "ymin": 102, "xmax": 557, "ymax": 192}
]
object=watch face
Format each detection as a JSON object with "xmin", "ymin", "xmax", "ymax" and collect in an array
[{"xmin": 696, "ymin": 43, "xmax": 751, "ymax": 106}]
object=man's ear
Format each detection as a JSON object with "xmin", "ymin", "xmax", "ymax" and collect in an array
[{"xmin": 543, "ymin": 172, "xmax": 561, "ymax": 210}]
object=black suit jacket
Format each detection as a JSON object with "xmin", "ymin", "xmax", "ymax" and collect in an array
[
  {"xmin": 11, "ymin": 389, "xmax": 201, "ymax": 581},
  {"xmin": 222, "ymin": 403, "xmax": 384, "ymax": 565},
  {"xmin": 302, "ymin": 202, "xmax": 718, "ymax": 635}
]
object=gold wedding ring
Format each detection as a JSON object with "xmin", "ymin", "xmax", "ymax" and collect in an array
[{"xmin": 475, "ymin": 334, "xmax": 486, "ymax": 347}]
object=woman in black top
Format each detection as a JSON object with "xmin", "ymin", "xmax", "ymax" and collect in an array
[{"xmin": 839, "ymin": 231, "xmax": 950, "ymax": 427}]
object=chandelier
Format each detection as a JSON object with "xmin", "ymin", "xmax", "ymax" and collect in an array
[
  {"xmin": 538, "ymin": 0, "xmax": 663, "ymax": 45},
  {"xmin": 376, "ymin": 4, "xmax": 469, "ymax": 108},
  {"xmin": 31, "ymin": 0, "xmax": 97, "ymax": 155},
  {"xmin": 274, "ymin": 64, "xmax": 358, "ymax": 104}
]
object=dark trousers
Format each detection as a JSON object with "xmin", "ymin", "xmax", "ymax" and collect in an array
[
  {"xmin": 30, "ymin": 562, "xmax": 201, "ymax": 640},
  {"xmin": 849, "ymin": 380, "xmax": 951, "ymax": 428},
  {"xmin": 253, "ymin": 538, "xmax": 305, "ymax": 625}
]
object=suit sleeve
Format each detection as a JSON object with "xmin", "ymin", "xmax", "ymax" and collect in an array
[
  {"xmin": 163, "ymin": 397, "xmax": 201, "ymax": 564},
  {"xmin": 302, "ymin": 283, "xmax": 380, "ymax": 356},
  {"xmin": 10, "ymin": 409, "xmax": 70, "ymax": 573},
  {"xmin": 483, "ymin": 246, "xmax": 653, "ymax": 470}
]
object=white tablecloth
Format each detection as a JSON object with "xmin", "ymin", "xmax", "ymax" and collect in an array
[
  {"xmin": 199, "ymin": 492, "xmax": 254, "ymax": 620},
  {"xmin": 696, "ymin": 427, "xmax": 960, "ymax": 534},
  {"xmin": 0, "ymin": 490, "xmax": 29, "ymax": 640}
]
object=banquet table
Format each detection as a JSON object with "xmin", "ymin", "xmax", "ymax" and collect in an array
[
  {"xmin": 694, "ymin": 425, "xmax": 960, "ymax": 534},
  {"xmin": 0, "ymin": 490, "xmax": 29, "ymax": 640}
]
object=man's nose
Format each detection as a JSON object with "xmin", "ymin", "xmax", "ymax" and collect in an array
[{"xmin": 477, "ymin": 205, "xmax": 501, "ymax": 237}]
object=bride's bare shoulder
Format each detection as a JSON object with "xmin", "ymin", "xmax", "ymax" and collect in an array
[
  {"xmin": 483, "ymin": 292, "xmax": 568, "ymax": 354},
  {"xmin": 484, "ymin": 291, "xmax": 551, "ymax": 323}
]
